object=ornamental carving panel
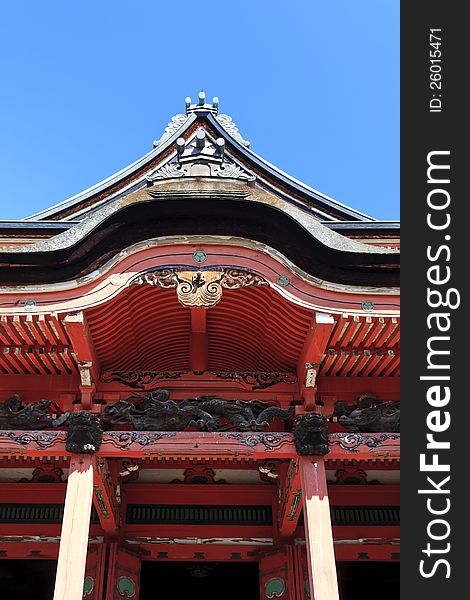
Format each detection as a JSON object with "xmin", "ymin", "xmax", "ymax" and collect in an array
[
  {"xmin": 132, "ymin": 268, "xmax": 267, "ymax": 308},
  {"xmin": 100, "ymin": 389, "xmax": 293, "ymax": 433}
]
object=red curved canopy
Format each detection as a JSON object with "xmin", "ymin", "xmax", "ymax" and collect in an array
[{"xmin": 85, "ymin": 284, "xmax": 313, "ymax": 373}]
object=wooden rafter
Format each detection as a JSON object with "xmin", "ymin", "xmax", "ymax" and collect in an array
[
  {"xmin": 62, "ymin": 312, "xmax": 100, "ymax": 408},
  {"xmin": 297, "ymin": 312, "xmax": 335, "ymax": 408},
  {"xmin": 189, "ymin": 307, "xmax": 208, "ymax": 373}
]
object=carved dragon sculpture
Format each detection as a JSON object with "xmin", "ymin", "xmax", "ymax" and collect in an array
[
  {"xmin": 101, "ymin": 389, "xmax": 293, "ymax": 432},
  {"xmin": 334, "ymin": 394, "xmax": 400, "ymax": 433},
  {"xmin": 0, "ymin": 394, "xmax": 53, "ymax": 430}
]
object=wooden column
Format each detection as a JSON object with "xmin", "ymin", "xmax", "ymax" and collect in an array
[
  {"xmin": 53, "ymin": 455, "xmax": 94, "ymax": 600},
  {"xmin": 299, "ymin": 456, "xmax": 339, "ymax": 600}
]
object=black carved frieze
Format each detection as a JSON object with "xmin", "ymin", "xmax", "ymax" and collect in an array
[
  {"xmin": 0, "ymin": 395, "xmax": 53, "ymax": 430},
  {"xmin": 210, "ymin": 371, "xmax": 297, "ymax": 390},
  {"xmin": 292, "ymin": 412, "xmax": 330, "ymax": 456},
  {"xmin": 100, "ymin": 370, "xmax": 186, "ymax": 389},
  {"xmin": 334, "ymin": 395, "xmax": 400, "ymax": 433},
  {"xmin": 101, "ymin": 389, "xmax": 293, "ymax": 432}
]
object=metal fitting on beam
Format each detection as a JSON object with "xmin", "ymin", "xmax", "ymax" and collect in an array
[
  {"xmin": 195, "ymin": 128, "xmax": 206, "ymax": 148},
  {"xmin": 176, "ymin": 137, "xmax": 186, "ymax": 158}
]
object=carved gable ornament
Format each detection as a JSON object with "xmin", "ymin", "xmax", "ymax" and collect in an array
[
  {"xmin": 152, "ymin": 91, "xmax": 251, "ymax": 149},
  {"xmin": 147, "ymin": 127, "xmax": 255, "ymax": 184},
  {"xmin": 132, "ymin": 268, "xmax": 267, "ymax": 308}
]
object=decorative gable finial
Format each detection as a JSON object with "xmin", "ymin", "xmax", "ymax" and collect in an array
[
  {"xmin": 185, "ymin": 91, "xmax": 219, "ymax": 115},
  {"xmin": 153, "ymin": 92, "xmax": 250, "ymax": 148}
]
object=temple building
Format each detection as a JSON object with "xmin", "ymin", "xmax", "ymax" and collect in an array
[{"xmin": 0, "ymin": 93, "xmax": 400, "ymax": 599}]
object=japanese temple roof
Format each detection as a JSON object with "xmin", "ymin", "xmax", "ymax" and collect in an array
[
  {"xmin": 23, "ymin": 92, "xmax": 375, "ymax": 224},
  {"xmin": 0, "ymin": 219, "xmax": 400, "ymax": 238},
  {"xmin": 0, "ymin": 93, "xmax": 399, "ymax": 288}
]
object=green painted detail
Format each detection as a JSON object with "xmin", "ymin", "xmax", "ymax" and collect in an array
[
  {"xmin": 193, "ymin": 250, "xmax": 207, "ymax": 263},
  {"xmin": 117, "ymin": 576, "xmax": 136, "ymax": 597},
  {"xmin": 305, "ymin": 579, "xmax": 311, "ymax": 599},
  {"xmin": 83, "ymin": 575, "xmax": 94, "ymax": 596},
  {"xmin": 24, "ymin": 300, "xmax": 37, "ymax": 310},
  {"xmin": 361, "ymin": 300, "xmax": 375, "ymax": 311},
  {"xmin": 265, "ymin": 577, "xmax": 286, "ymax": 598},
  {"xmin": 287, "ymin": 489, "xmax": 302, "ymax": 520},
  {"xmin": 277, "ymin": 275, "xmax": 290, "ymax": 287}
]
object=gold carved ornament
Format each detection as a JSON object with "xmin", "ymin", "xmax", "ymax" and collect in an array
[{"xmin": 132, "ymin": 268, "xmax": 267, "ymax": 308}]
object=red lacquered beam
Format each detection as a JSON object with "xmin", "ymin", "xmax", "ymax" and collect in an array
[{"xmin": 0, "ymin": 430, "xmax": 400, "ymax": 460}]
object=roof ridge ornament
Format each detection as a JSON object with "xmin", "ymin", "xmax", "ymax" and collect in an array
[
  {"xmin": 153, "ymin": 92, "xmax": 250, "ymax": 148},
  {"xmin": 185, "ymin": 91, "xmax": 219, "ymax": 115},
  {"xmin": 147, "ymin": 127, "xmax": 255, "ymax": 184}
]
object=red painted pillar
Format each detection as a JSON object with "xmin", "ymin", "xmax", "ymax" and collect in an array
[{"xmin": 299, "ymin": 456, "xmax": 339, "ymax": 600}]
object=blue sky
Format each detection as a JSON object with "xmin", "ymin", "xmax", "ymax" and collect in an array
[{"xmin": 0, "ymin": 1, "xmax": 399, "ymax": 221}]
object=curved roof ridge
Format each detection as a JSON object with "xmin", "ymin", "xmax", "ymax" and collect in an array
[
  {"xmin": 23, "ymin": 93, "xmax": 384, "ymax": 223},
  {"xmin": 23, "ymin": 114, "xmax": 198, "ymax": 222}
]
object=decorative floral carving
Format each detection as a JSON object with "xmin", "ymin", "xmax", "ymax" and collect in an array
[
  {"xmin": 132, "ymin": 268, "xmax": 178, "ymax": 289},
  {"xmin": 216, "ymin": 114, "xmax": 251, "ymax": 147},
  {"xmin": 328, "ymin": 432, "xmax": 400, "ymax": 454},
  {"xmin": 152, "ymin": 161, "xmax": 185, "ymax": 179},
  {"xmin": 19, "ymin": 466, "xmax": 65, "ymax": 483},
  {"xmin": 216, "ymin": 162, "xmax": 246, "ymax": 179},
  {"xmin": 211, "ymin": 371, "xmax": 296, "ymax": 390},
  {"xmin": 153, "ymin": 114, "xmax": 188, "ymax": 146},
  {"xmin": 101, "ymin": 370, "xmax": 185, "ymax": 389},
  {"xmin": 220, "ymin": 269, "xmax": 267, "ymax": 289},
  {"xmin": 171, "ymin": 467, "xmax": 226, "ymax": 484},
  {"xmin": 105, "ymin": 431, "xmax": 177, "ymax": 451},
  {"xmin": 259, "ymin": 460, "xmax": 280, "ymax": 481},
  {"xmin": 119, "ymin": 459, "xmax": 140, "ymax": 479},
  {"xmin": 176, "ymin": 271, "xmax": 223, "ymax": 307},
  {"xmin": 220, "ymin": 432, "xmax": 293, "ymax": 451},
  {"xmin": 328, "ymin": 467, "xmax": 380, "ymax": 485},
  {"xmin": 0, "ymin": 430, "xmax": 66, "ymax": 450},
  {"xmin": 132, "ymin": 268, "xmax": 267, "ymax": 308}
]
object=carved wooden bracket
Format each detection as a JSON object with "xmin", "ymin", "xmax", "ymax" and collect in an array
[
  {"xmin": 132, "ymin": 268, "xmax": 267, "ymax": 308},
  {"xmin": 292, "ymin": 413, "xmax": 330, "ymax": 456}
]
